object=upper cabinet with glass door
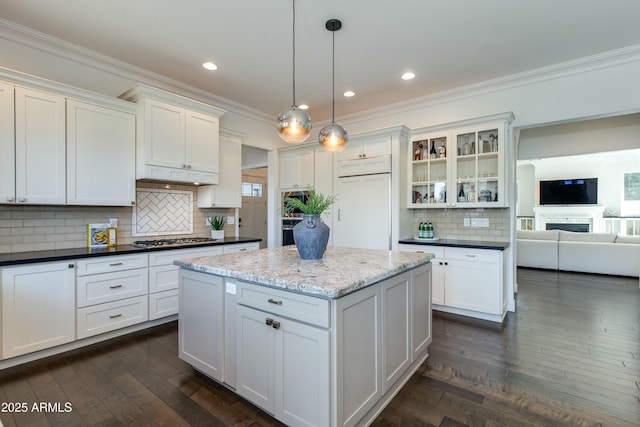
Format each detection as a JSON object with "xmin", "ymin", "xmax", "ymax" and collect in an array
[{"xmin": 408, "ymin": 113, "xmax": 514, "ymax": 209}]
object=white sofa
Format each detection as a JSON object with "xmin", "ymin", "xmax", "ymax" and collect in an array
[{"xmin": 517, "ymin": 230, "xmax": 640, "ymax": 278}]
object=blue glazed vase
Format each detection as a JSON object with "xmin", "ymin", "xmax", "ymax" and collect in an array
[{"xmin": 293, "ymin": 214, "xmax": 330, "ymax": 260}]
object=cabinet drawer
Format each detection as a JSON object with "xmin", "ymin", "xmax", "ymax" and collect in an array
[
  {"xmin": 76, "ymin": 254, "xmax": 148, "ymax": 276},
  {"xmin": 148, "ymin": 246, "xmax": 223, "ymax": 266},
  {"xmin": 149, "ymin": 289, "xmax": 179, "ymax": 320},
  {"xmin": 398, "ymin": 244, "xmax": 444, "ymax": 259},
  {"xmin": 223, "ymin": 242, "xmax": 259, "ymax": 254},
  {"xmin": 149, "ymin": 264, "xmax": 180, "ymax": 293},
  {"xmin": 236, "ymin": 281, "xmax": 330, "ymax": 328},
  {"xmin": 77, "ymin": 295, "xmax": 148, "ymax": 339},
  {"xmin": 77, "ymin": 268, "xmax": 148, "ymax": 307},
  {"xmin": 444, "ymin": 247, "xmax": 500, "ymax": 263}
]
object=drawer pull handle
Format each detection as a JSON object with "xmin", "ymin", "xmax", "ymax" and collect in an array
[
  {"xmin": 465, "ymin": 254, "xmax": 476, "ymax": 258},
  {"xmin": 110, "ymin": 284, "xmax": 123, "ymax": 289},
  {"xmin": 266, "ymin": 318, "xmax": 273, "ymax": 326},
  {"xmin": 109, "ymin": 313, "xmax": 123, "ymax": 319},
  {"xmin": 268, "ymin": 298, "xmax": 283, "ymax": 305},
  {"xmin": 272, "ymin": 321, "xmax": 281, "ymax": 330},
  {"xmin": 110, "ymin": 262, "xmax": 123, "ymax": 267}
]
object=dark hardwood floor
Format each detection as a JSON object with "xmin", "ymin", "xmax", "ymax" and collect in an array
[{"xmin": 1, "ymin": 268, "xmax": 638, "ymax": 426}]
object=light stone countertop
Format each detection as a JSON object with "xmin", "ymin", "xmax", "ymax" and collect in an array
[{"xmin": 174, "ymin": 246, "xmax": 433, "ymax": 299}]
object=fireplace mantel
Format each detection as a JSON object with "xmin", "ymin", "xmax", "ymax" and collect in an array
[{"xmin": 533, "ymin": 205, "xmax": 605, "ymax": 232}]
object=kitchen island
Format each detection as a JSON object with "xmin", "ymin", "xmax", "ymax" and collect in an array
[{"xmin": 175, "ymin": 246, "xmax": 432, "ymax": 427}]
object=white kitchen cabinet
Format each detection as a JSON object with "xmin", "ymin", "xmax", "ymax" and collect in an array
[
  {"xmin": 315, "ymin": 148, "xmax": 334, "ymax": 244},
  {"xmin": 76, "ymin": 254, "xmax": 149, "ymax": 339},
  {"xmin": 2, "ymin": 262, "xmax": 75, "ymax": 359},
  {"xmin": 179, "ymin": 269, "xmax": 225, "ymax": 382},
  {"xmin": 279, "ymin": 146, "xmax": 315, "ymax": 190},
  {"xmin": 399, "ymin": 244, "xmax": 505, "ymax": 322},
  {"xmin": 338, "ymin": 135, "xmax": 391, "ymax": 162},
  {"xmin": 197, "ymin": 129, "xmax": 243, "ymax": 208},
  {"xmin": 120, "ymin": 84, "xmax": 225, "ymax": 185},
  {"xmin": 410, "ymin": 264, "xmax": 432, "ymax": 361},
  {"xmin": 148, "ymin": 246, "xmax": 224, "ymax": 320},
  {"xmin": 14, "ymin": 86, "xmax": 66, "ymax": 204},
  {"xmin": 381, "ymin": 271, "xmax": 410, "ymax": 394},
  {"xmin": 66, "ymin": 99, "xmax": 136, "ymax": 206},
  {"xmin": 235, "ymin": 281, "xmax": 330, "ymax": 427},
  {"xmin": 222, "ymin": 242, "xmax": 260, "ymax": 254},
  {"xmin": 408, "ymin": 113, "xmax": 513, "ymax": 208},
  {"xmin": 0, "ymin": 82, "xmax": 15, "ymax": 204}
]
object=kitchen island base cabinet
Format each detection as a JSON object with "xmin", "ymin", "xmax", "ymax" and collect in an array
[
  {"xmin": 178, "ymin": 259, "xmax": 431, "ymax": 427},
  {"xmin": 178, "ymin": 270, "xmax": 224, "ymax": 383}
]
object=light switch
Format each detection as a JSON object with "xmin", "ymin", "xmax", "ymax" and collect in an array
[{"xmin": 227, "ymin": 216, "xmax": 235, "ymax": 225}]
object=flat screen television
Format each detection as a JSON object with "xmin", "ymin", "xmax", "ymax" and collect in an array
[{"xmin": 539, "ymin": 178, "xmax": 598, "ymax": 205}]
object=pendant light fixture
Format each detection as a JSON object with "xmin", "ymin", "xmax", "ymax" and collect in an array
[
  {"xmin": 276, "ymin": 0, "xmax": 312, "ymax": 144},
  {"xmin": 318, "ymin": 18, "xmax": 348, "ymax": 152}
]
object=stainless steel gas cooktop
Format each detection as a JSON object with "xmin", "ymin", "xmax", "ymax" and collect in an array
[{"xmin": 132, "ymin": 237, "xmax": 218, "ymax": 248}]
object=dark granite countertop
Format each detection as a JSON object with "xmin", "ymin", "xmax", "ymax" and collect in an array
[
  {"xmin": 398, "ymin": 238, "xmax": 509, "ymax": 251},
  {"xmin": 0, "ymin": 236, "xmax": 262, "ymax": 267}
]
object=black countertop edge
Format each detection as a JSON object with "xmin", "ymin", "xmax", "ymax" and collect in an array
[
  {"xmin": 0, "ymin": 237, "xmax": 262, "ymax": 267},
  {"xmin": 398, "ymin": 238, "xmax": 509, "ymax": 251}
]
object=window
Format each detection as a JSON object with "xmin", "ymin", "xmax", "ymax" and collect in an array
[{"xmin": 242, "ymin": 182, "xmax": 262, "ymax": 197}]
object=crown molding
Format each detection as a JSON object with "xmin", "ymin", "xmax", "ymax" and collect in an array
[
  {"xmin": 0, "ymin": 18, "xmax": 274, "ymax": 126},
  {"xmin": 338, "ymin": 44, "xmax": 640, "ymax": 126}
]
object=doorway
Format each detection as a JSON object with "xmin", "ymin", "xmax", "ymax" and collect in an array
[{"xmin": 239, "ymin": 167, "xmax": 268, "ymax": 248}]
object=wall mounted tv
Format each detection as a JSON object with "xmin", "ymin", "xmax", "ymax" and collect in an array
[{"xmin": 539, "ymin": 178, "xmax": 598, "ymax": 205}]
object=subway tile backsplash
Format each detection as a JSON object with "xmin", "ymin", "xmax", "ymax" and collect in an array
[
  {"xmin": 0, "ymin": 183, "xmax": 234, "ymax": 254},
  {"xmin": 411, "ymin": 208, "xmax": 510, "ymax": 241}
]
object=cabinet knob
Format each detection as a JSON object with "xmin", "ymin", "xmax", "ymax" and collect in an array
[
  {"xmin": 272, "ymin": 321, "xmax": 281, "ymax": 330},
  {"xmin": 265, "ymin": 318, "xmax": 273, "ymax": 326},
  {"xmin": 7, "ymin": 197, "xmax": 15, "ymax": 202},
  {"xmin": 18, "ymin": 197, "xmax": 26, "ymax": 203}
]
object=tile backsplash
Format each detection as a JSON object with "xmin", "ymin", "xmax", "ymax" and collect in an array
[
  {"xmin": 0, "ymin": 183, "xmax": 235, "ymax": 254},
  {"xmin": 411, "ymin": 208, "xmax": 510, "ymax": 241},
  {"xmin": 133, "ymin": 187, "xmax": 193, "ymax": 236}
]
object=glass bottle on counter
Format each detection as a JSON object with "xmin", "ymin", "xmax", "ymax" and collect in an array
[{"xmin": 418, "ymin": 220, "xmax": 424, "ymax": 238}]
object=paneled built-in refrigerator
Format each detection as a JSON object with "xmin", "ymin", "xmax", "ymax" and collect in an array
[{"xmin": 333, "ymin": 156, "xmax": 391, "ymax": 250}]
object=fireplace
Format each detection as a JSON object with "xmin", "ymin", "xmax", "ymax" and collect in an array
[
  {"xmin": 546, "ymin": 223, "xmax": 589, "ymax": 233},
  {"xmin": 533, "ymin": 205, "xmax": 605, "ymax": 233}
]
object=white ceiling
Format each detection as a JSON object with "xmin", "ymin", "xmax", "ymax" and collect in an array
[{"xmin": 2, "ymin": 0, "xmax": 640, "ymax": 122}]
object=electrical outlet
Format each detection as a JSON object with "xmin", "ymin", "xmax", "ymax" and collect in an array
[
  {"xmin": 227, "ymin": 216, "xmax": 235, "ymax": 225},
  {"xmin": 205, "ymin": 216, "xmax": 212, "ymax": 226},
  {"xmin": 471, "ymin": 218, "xmax": 489, "ymax": 227},
  {"xmin": 463, "ymin": 218, "xmax": 470, "ymax": 227}
]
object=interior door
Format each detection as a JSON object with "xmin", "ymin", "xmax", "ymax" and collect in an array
[
  {"xmin": 239, "ymin": 168, "xmax": 268, "ymax": 248},
  {"xmin": 334, "ymin": 173, "xmax": 390, "ymax": 250}
]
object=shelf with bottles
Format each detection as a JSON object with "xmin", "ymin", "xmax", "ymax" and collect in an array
[
  {"xmin": 412, "ymin": 182, "xmax": 447, "ymax": 205},
  {"xmin": 411, "ymin": 137, "xmax": 447, "ymax": 162}
]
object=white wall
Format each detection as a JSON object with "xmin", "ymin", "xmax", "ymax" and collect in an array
[{"xmin": 517, "ymin": 164, "xmax": 535, "ymax": 217}]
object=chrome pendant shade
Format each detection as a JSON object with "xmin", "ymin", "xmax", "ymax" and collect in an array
[
  {"xmin": 319, "ymin": 18, "xmax": 348, "ymax": 152},
  {"xmin": 276, "ymin": 0, "xmax": 311, "ymax": 144},
  {"xmin": 277, "ymin": 105, "xmax": 312, "ymax": 144}
]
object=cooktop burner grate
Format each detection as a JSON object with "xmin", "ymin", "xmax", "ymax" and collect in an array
[{"xmin": 132, "ymin": 237, "xmax": 218, "ymax": 248}]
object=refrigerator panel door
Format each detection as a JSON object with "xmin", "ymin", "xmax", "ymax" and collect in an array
[{"xmin": 334, "ymin": 174, "xmax": 390, "ymax": 250}]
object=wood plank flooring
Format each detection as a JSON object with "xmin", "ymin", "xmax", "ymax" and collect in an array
[{"xmin": 1, "ymin": 268, "xmax": 638, "ymax": 426}]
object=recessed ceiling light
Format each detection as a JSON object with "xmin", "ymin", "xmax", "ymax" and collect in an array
[
  {"xmin": 299, "ymin": 104, "xmax": 309, "ymax": 110},
  {"xmin": 202, "ymin": 62, "xmax": 218, "ymax": 71},
  {"xmin": 401, "ymin": 72, "xmax": 415, "ymax": 80},
  {"xmin": 343, "ymin": 91, "xmax": 355, "ymax": 97}
]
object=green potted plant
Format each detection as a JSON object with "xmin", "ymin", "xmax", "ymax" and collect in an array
[
  {"xmin": 283, "ymin": 188, "xmax": 336, "ymax": 259},
  {"xmin": 208, "ymin": 215, "xmax": 226, "ymax": 240}
]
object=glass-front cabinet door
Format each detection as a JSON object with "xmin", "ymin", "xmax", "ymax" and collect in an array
[
  {"xmin": 452, "ymin": 124, "xmax": 504, "ymax": 208},
  {"xmin": 408, "ymin": 114, "xmax": 511, "ymax": 209},
  {"xmin": 409, "ymin": 131, "xmax": 450, "ymax": 207}
]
